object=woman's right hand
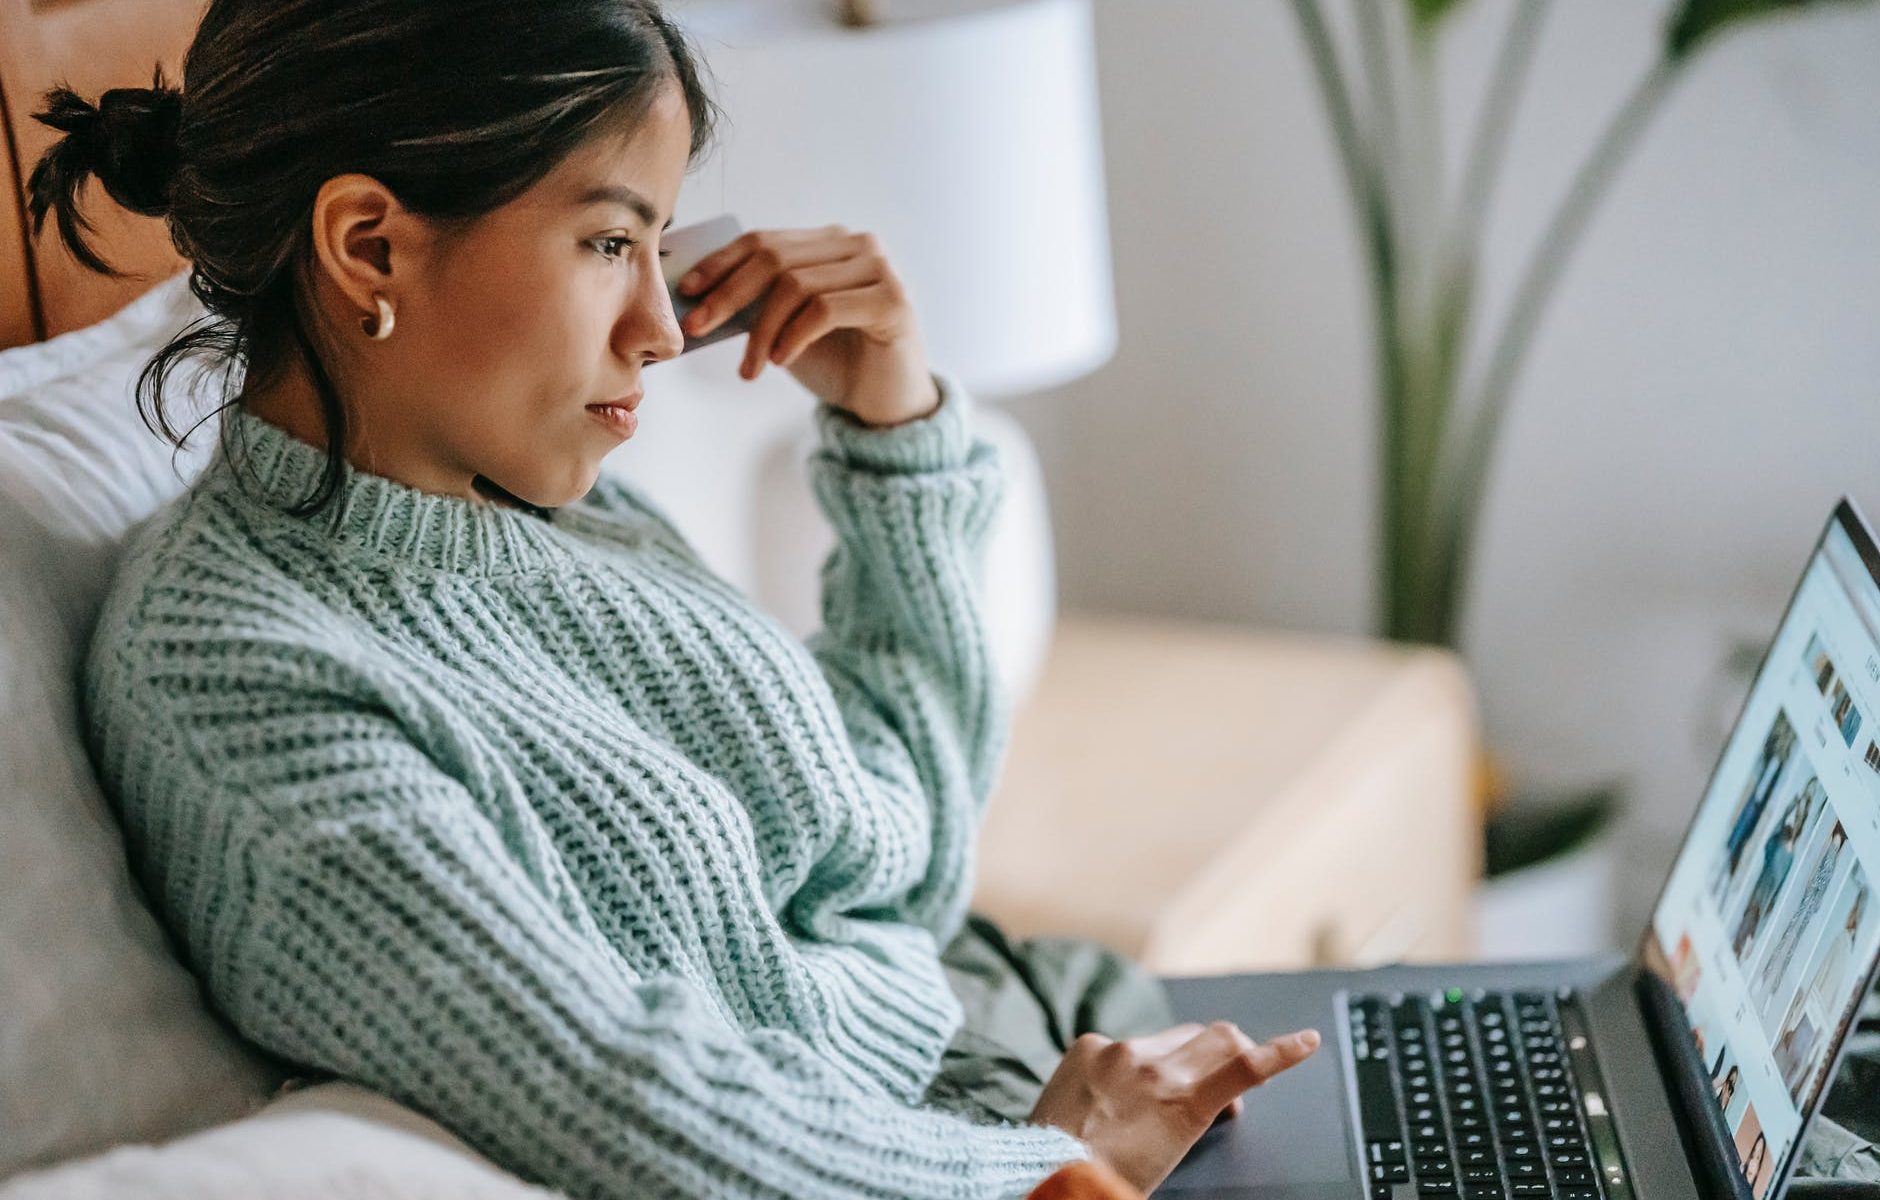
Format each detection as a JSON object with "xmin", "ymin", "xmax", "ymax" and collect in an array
[{"xmin": 1027, "ymin": 1021, "xmax": 1321, "ymax": 1196}]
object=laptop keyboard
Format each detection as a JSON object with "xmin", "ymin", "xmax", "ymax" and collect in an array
[{"xmin": 1346, "ymin": 988, "xmax": 1622, "ymax": 1200}]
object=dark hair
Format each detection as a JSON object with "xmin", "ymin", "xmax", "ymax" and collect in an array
[{"xmin": 27, "ymin": 0, "xmax": 722, "ymax": 524}]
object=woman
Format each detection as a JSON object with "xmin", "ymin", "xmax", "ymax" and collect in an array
[
  {"xmin": 1743, "ymin": 1131, "xmax": 1771, "ymax": 1199},
  {"xmin": 29, "ymin": 3, "xmax": 1316, "ymax": 1198},
  {"xmin": 1714, "ymin": 1062, "xmax": 1740, "ymax": 1114},
  {"xmin": 1752, "ymin": 823, "xmax": 1848, "ymax": 1019},
  {"xmin": 1710, "ymin": 715, "xmax": 1793, "ymax": 903},
  {"xmin": 1731, "ymin": 778, "xmax": 1819, "ymax": 962}
]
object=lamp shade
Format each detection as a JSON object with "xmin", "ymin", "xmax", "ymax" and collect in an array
[{"xmin": 669, "ymin": 0, "xmax": 1117, "ymax": 400}]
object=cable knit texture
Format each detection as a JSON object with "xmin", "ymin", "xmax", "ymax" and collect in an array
[{"xmin": 80, "ymin": 369, "xmax": 1090, "ymax": 1200}]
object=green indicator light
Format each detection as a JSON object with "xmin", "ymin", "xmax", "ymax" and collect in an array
[{"xmin": 1446, "ymin": 987, "xmax": 1464, "ymax": 1004}]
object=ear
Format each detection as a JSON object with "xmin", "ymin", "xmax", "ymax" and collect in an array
[{"xmin": 308, "ymin": 173, "xmax": 416, "ymax": 320}]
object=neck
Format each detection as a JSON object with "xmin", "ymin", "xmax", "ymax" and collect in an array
[{"xmin": 242, "ymin": 359, "xmax": 496, "ymax": 507}]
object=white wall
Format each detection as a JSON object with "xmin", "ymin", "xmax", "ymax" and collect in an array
[{"xmin": 1010, "ymin": 0, "xmax": 1880, "ymax": 943}]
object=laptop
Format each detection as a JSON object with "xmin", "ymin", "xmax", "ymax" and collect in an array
[{"xmin": 1157, "ymin": 498, "xmax": 1880, "ymax": 1200}]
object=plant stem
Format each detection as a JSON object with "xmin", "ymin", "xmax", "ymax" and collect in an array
[
  {"xmin": 1289, "ymin": 0, "xmax": 1407, "ymax": 637},
  {"xmin": 1404, "ymin": 0, "xmax": 1551, "ymax": 645},
  {"xmin": 1393, "ymin": 29, "xmax": 1452, "ymax": 645},
  {"xmin": 1289, "ymin": 0, "xmax": 1374, "ymax": 214},
  {"xmin": 1428, "ymin": 56, "xmax": 1682, "ymax": 647},
  {"xmin": 1448, "ymin": 0, "xmax": 1552, "ymax": 262}
]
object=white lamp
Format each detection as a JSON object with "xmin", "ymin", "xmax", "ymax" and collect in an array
[{"xmin": 654, "ymin": 0, "xmax": 1116, "ymax": 705}]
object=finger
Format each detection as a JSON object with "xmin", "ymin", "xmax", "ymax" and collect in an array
[
  {"xmin": 741, "ymin": 256, "xmax": 880, "ymax": 378},
  {"xmin": 1123, "ymin": 1023, "xmax": 1210, "ymax": 1059},
  {"xmin": 764, "ymin": 283, "xmax": 895, "ymax": 373},
  {"xmin": 680, "ymin": 228, "xmax": 863, "ymax": 333},
  {"xmin": 1210, "ymin": 1095, "xmax": 1246, "ymax": 1127},
  {"xmin": 1225, "ymin": 1029, "xmax": 1320, "ymax": 1087},
  {"xmin": 1174, "ymin": 1026, "xmax": 1319, "ymax": 1110},
  {"xmin": 678, "ymin": 226, "xmax": 835, "ymax": 295},
  {"xmin": 688, "ymin": 237, "xmax": 857, "ymax": 347}
]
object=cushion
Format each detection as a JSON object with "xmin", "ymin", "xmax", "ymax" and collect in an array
[
  {"xmin": 0, "ymin": 1081, "xmax": 564, "ymax": 1200},
  {"xmin": 0, "ymin": 271, "xmax": 282, "ymax": 1177}
]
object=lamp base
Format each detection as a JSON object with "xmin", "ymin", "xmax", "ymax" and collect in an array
[{"xmin": 750, "ymin": 404, "xmax": 1059, "ymax": 710}]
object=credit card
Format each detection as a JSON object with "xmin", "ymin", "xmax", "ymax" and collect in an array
[{"xmin": 663, "ymin": 213, "xmax": 761, "ymax": 354}]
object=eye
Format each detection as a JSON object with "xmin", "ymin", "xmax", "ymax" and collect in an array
[{"xmin": 592, "ymin": 236, "xmax": 673, "ymax": 263}]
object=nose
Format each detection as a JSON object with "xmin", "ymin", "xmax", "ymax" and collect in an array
[{"xmin": 618, "ymin": 262, "xmax": 686, "ymax": 365}]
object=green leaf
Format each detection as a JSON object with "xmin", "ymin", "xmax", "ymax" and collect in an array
[
  {"xmin": 1483, "ymin": 786, "xmax": 1622, "ymax": 877},
  {"xmin": 1666, "ymin": 0, "xmax": 1872, "ymax": 59},
  {"xmin": 1408, "ymin": 0, "xmax": 1466, "ymax": 30}
]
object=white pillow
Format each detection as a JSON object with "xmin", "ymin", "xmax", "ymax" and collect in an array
[
  {"xmin": 0, "ymin": 271, "xmax": 282, "ymax": 1177},
  {"xmin": 0, "ymin": 1081, "xmax": 565, "ymax": 1200}
]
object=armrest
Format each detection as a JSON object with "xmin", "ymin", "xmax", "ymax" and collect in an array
[{"xmin": 975, "ymin": 613, "xmax": 1484, "ymax": 975}]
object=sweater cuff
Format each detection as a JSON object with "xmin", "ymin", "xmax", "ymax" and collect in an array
[{"xmin": 813, "ymin": 369, "xmax": 975, "ymax": 474}]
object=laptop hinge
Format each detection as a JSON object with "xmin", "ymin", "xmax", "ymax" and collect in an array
[{"xmin": 1634, "ymin": 970, "xmax": 1755, "ymax": 1200}]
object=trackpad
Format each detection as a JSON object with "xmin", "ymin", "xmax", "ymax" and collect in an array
[{"xmin": 1155, "ymin": 973, "xmax": 1357, "ymax": 1192}]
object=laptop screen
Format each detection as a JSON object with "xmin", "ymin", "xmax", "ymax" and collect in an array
[{"xmin": 1646, "ymin": 502, "xmax": 1880, "ymax": 1200}]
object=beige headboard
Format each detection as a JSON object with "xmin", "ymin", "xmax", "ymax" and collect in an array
[{"xmin": 0, "ymin": 0, "xmax": 208, "ymax": 351}]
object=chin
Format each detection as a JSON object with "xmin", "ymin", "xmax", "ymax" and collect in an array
[{"xmin": 548, "ymin": 461, "xmax": 606, "ymax": 508}]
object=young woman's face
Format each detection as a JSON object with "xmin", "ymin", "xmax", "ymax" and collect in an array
[{"xmin": 322, "ymin": 78, "xmax": 692, "ymax": 509}]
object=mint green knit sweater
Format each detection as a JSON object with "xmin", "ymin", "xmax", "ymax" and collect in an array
[{"xmin": 81, "ymin": 370, "xmax": 1090, "ymax": 1200}]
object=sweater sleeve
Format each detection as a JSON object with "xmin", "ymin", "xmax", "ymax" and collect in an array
[
  {"xmin": 101, "ymin": 665, "xmax": 1088, "ymax": 1200},
  {"xmin": 803, "ymin": 369, "xmax": 1009, "ymax": 948}
]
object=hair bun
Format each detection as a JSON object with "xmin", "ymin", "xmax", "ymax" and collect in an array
[{"xmin": 33, "ymin": 65, "xmax": 182, "ymax": 220}]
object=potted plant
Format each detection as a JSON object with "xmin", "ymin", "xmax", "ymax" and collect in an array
[{"xmin": 1287, "ymin": 0, "xmax": 1870, "ymax": 953}]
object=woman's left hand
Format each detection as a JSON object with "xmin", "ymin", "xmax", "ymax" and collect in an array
[{"xmin": 674, "ymin": 225, "xmax": 941, "ymax": 429}]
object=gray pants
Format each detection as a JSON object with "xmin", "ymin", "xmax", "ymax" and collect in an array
[{"xmin": 926, "ymin": 913, "xmax": 1879, "ymax": 1181}]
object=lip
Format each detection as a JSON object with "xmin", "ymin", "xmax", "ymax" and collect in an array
[
  {"xmin": 586, "ymin": 404, "xmax": 639, "ymax": 442},
  {"xmin": 590, "ymin": 390, "xmax": 642, "ymax": 412}
]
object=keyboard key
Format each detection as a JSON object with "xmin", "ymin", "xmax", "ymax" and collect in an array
[{"xmin": 1356, "ymin": 1058, "xmax": 1402, "ymax": 1141}]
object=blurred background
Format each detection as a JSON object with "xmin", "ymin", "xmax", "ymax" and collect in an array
[
  {"xmin": 646, "ymin": 0, "xmax": 1880, "ymax": 966},
  {"xmin": 1017, "ymin": 0, "xmax": 1880, "ymax": 949}
]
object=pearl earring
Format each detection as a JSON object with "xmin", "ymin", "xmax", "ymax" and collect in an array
[{"xmin": 360, "ymin": 294, "xmax": 396, "ymax": 341}]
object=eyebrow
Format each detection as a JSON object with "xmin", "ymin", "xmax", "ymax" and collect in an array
[{"xmin": 573, "ymin": 184, "xmax": 672, "ymax": 230}]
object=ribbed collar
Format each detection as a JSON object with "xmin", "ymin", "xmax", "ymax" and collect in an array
[{"xmin": 203, "ymin": 406, "xmax": 572, "ymax": 577}]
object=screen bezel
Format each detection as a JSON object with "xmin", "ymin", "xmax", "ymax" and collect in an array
[{"xmin": 1636, "ymin": 496, "xmax": 1880, "ymax": 1200}]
